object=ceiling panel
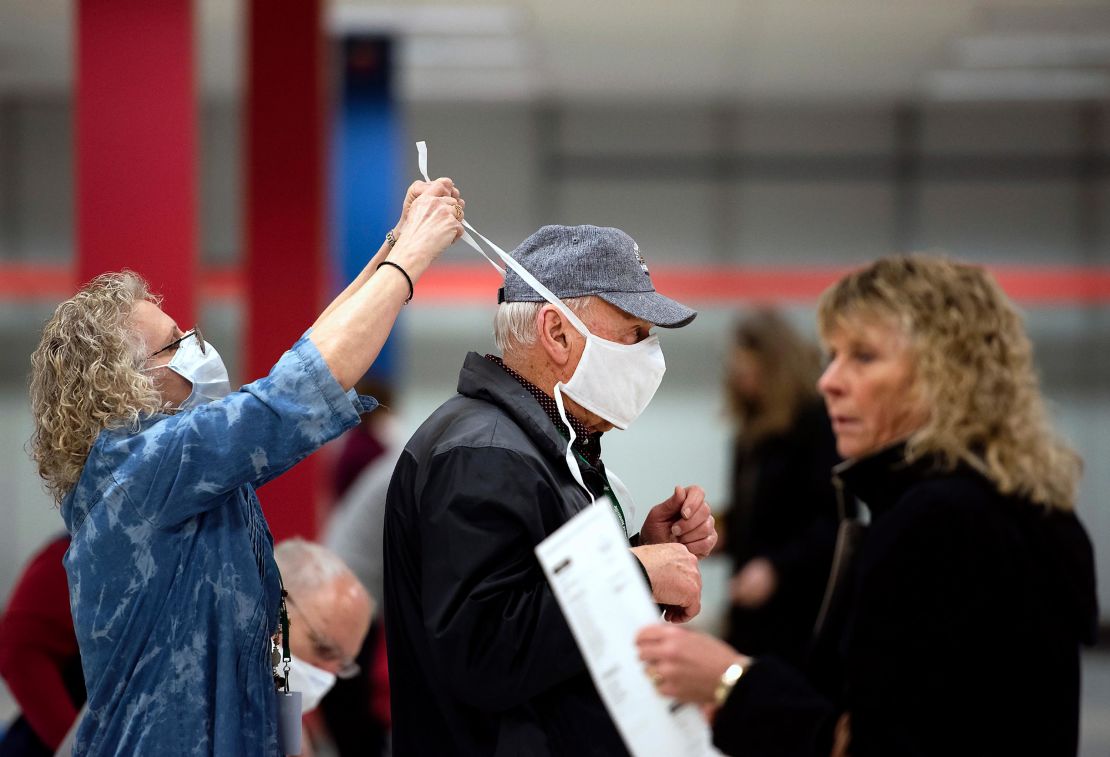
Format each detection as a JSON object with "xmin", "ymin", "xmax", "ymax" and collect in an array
[{"xmin": 0, "ymin": 0, "xmax": 1106, "ymax": 103}]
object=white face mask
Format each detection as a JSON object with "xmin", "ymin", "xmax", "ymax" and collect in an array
[
  {"xmin": 289, "ymin": 654, "xmax": 337, "ymax": 713},
  {"xmin": 163, "ymin": 333, "xmax": 231, "ymax": 411},
  {"xmin": 557, "ymin": 322, "xmax": 665, "ymax": 432}
]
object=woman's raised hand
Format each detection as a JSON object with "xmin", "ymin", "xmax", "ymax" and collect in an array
[
  {"xmin": 396, "ymin": 177, "xmax": 461, "ymax": 230},
  {"xmin": 389, "ymin": 178, "xmax": 464, "ymax": 277}
]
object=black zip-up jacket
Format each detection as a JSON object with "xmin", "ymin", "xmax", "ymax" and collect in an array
[
  {"xmin": 384, "ymin": 352, "xmax": 631, "ymax": 756},
  {"xmin": 715, "ymin": 444, "xmax": 1098, "ymax": 757}
]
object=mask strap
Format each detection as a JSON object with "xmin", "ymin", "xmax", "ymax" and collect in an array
[
  {"xmin": 553, "ymin": 383, "xmax": 595, "ymax": 503},
  {"xmin": 416, "ymin": 141, "xmax": 591, "ymax": 336},
  {"xmin": 417, "ymin": 141, "xmax": 503, "ymax": 276}
]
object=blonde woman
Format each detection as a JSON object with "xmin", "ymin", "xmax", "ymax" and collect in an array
[
  {"xmin": 29, "ymin": 179, "xmax": 463, "ymax": 756},
  {"xmin": 638, "ymin": 255, "xmax": 1097, "ymax": 757}
]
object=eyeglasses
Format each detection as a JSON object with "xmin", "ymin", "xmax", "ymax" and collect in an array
[
  {"xmin": 286, "ymin": 593, "xmax": 361, "ymax": 679},
  {"xmin": 149, "ymin": 326, "xmax": 206, "ymax": 360}
]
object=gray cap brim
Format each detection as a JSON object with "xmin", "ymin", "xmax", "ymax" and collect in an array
[{"xmin": 598, "ymin": 290, "xmax": 697, "ymax": 328}]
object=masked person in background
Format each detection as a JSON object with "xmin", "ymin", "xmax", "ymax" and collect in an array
[
  {"xmin": 273, "ymin": 538, "xmax": 373, "ymax": 757},
  {"xmin": 28, "ymin": 178, "xmax": 464, "ymax": 756},
  {"xmin": 384, "ymin": 224, "xmax": 717, "ymax": 756},
  {"xmin": 273, "ymin": 539, "xmax": 373, "ymax": 716}
]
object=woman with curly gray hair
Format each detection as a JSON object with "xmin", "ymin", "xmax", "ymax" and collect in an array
[
  {"xmin": 29, "ymin": 178, "xmax": 464, "ymax": 756},
  {"xmin": 637, "ymin": 255, "xmax": 1097, "ymax": 757}
]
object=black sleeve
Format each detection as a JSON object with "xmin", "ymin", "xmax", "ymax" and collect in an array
[
  {"xmin": 713, "ymin": 655, "xmax": 837, "ymax": 757},
  {"xmin": 417, "ymin": 445, "xmax": 588, "ymax": 712}
]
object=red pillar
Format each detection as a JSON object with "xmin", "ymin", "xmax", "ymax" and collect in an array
[
  {"xmin": 246, "ymin": 0, "xmax": 327, "ymax": 541},
  {"xmin": 75, "ymin": 0, "xmax": 197, "ymax": 327}
]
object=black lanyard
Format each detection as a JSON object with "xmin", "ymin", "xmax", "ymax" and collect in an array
[{"xmin": 273, "ymin": 577, "xmax": 292, "ymax": 693}]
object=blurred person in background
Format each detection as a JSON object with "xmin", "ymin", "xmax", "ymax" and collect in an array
[
  {"xmin": 331, "ymin": 379, "xmax": 397, "ymax": 502},
  {"xmin": 722, "ymin": 309, "xmax": 840, "ymax": 667},
  {"xmin": 0, "ymin": 535, "xmax": 84, "ymax": 757},
  {"xmin": 637, "ymin": 255, "xmax": 1098, "ymax": 757},
  {"xmin": 384, "ymin": 225, "xmax": 716, "ymax": 756},
  {"xmin": 321, "ymin": 412, "xmax": 403, "ymax": 757},
  {"xmin": 273, "ymin": 537, "xmax": 373, "ymax": 757},
  {"xmin": 27, "ymin": 178, "xmax": 464, "ymax": 756},
  {"xmin": 273, "ymin": 538, "xmax": 373, "ymax": 715},
  {"xmin": 326, "ymin": 432, "xmax": 400, "ymax": 626}
]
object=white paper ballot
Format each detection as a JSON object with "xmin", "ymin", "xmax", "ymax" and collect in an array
[{"xmin": 535, "ymin": 500, "xmax": 720, "ymax": 757}]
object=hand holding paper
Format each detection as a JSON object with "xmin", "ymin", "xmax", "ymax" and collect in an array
[{"xmin": 536, "ymin": 502, "xmax": 719, "ymax": 757}]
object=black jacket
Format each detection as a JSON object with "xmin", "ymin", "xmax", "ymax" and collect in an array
[
  {"xmin": 383, "ymin": 352, "xmax": 630, "ymax": 756},
  {"xmin": 715, "ymin": 444, "xmax": 1098, "ymax": 757}
]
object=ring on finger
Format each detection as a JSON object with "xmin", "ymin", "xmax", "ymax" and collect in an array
[{"xmin": 454, "ymin": 203, "xmax": 463, "ymax": 220}]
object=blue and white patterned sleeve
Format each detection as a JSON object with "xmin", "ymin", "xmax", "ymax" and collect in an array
[{"xmin": 106, "ymin": 336, "xmax": 378, "ymax": 529}]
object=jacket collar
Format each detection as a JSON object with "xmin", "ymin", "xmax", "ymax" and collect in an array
[
  {"xmin": 456, "ymin": 351, "xmax": 574, "ymax": 466},
  {"xmin": 832, "ymin": 441, "xmax": 940, "ymax": 519}
]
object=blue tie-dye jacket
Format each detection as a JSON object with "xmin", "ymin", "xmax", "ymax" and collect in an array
[{"xmin": 59, "ymin": 337, "xmax": 376, "ymax": 756}]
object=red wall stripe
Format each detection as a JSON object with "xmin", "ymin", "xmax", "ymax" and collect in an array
[
  {"xmin": 5, "ymin": 263, "xmax": 1110, "ymax": 306},
  {"xmin": 413, "ymin": 263, "xmax": 1110, "ymax": 306}
]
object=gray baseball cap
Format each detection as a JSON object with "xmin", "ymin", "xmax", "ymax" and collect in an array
[{"xmin": 499, "ymin": 225, "xmax": 697, "ymax": 328}]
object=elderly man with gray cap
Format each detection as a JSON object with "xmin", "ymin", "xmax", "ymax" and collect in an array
[{"xmin": 384, "ymin": 224, "xmax": 716, "ymax": 756}]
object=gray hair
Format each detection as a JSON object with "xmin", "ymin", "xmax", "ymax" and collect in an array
[
  {"xmin": 493, "ymin": 296, "xmax": 594, "ymax": 355},
  {"xmin": 274, "ymin": 538, "xmax": 360, "ymax": 595}
]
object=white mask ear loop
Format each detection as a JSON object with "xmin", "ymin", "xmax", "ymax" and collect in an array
[
  {"xmin": 553, "ymin": 384, "xmax": 595, "ymax": 503},
  {"xmin": 418, "ymin": 141, "xmax": 596, "ymax": 501}
]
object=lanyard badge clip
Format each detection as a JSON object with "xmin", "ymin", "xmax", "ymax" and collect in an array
[
  {"xmin": 273, "ymin": 588, "xmax": 293, "ymax": 692},
  {"xmin": 273, "ymin": 585, "xmax": 304, "ymax": 754}
]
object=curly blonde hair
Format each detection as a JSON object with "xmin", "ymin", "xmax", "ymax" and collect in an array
[
  {"xmin": 817, "ymin": 254, "xmax": 1081, "ymax": 511},
  {"xmin": 30, "ymin": 271, "xmax": 165, "ymax": 502}
]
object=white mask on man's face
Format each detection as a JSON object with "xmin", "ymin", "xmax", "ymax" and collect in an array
[
  {"xmin": 558, "ymin": 319, "xmax": 665, "ymax": 431},
  {"xmin": 289, "ymin": 654, "xmax": 337, "ymax": 713},
  {"xmin": 163, "ymin": 333, "xmax": 231, "ymax": 411}
]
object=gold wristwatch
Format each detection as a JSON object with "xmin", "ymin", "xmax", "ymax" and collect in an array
[{"xmin": 714, "ymin": 660, "xmax": 747, "ymax": 706}]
